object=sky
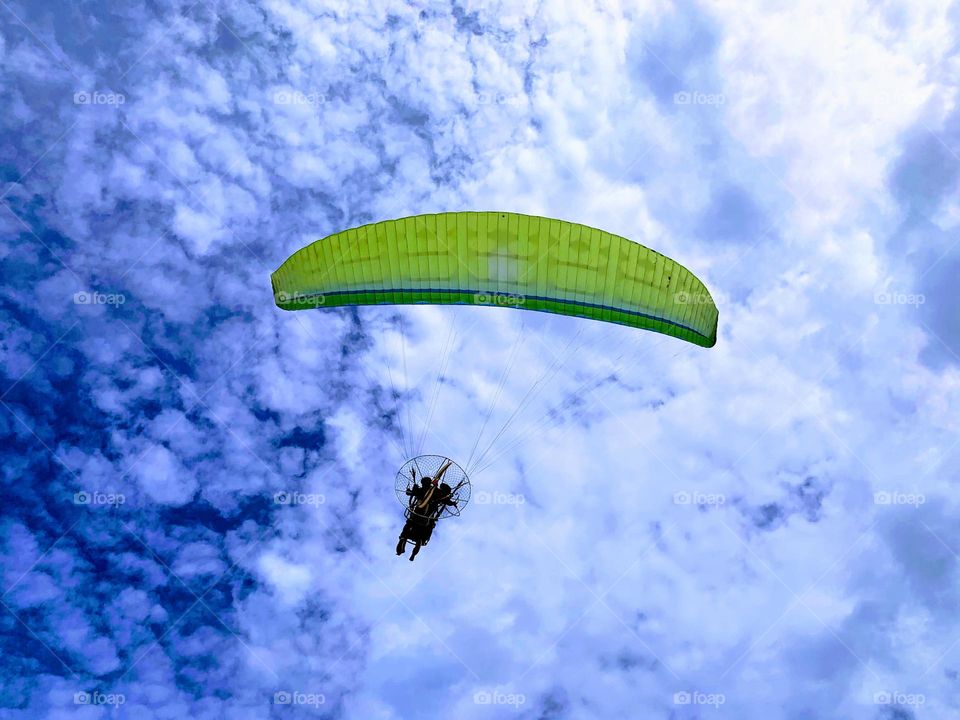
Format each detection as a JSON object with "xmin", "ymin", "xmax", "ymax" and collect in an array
[{"xmin": 1, "ymin": 0, "xmax": 959, "ymax": 718}]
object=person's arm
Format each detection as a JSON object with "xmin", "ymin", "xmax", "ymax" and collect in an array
[
  {"xmin": 444, "ymin": 478, "xmax": 466, "ymax": 506},
  {"xmin": 404, "ymin": 468, "xmax": 418, "ymax": 496}
]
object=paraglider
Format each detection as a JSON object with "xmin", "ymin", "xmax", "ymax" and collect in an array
[
  {"xmin": 394, "ymin": 456, "xmax": 471, "ymax": 561},
  {"xmin": 271, "ymin": 211, "xmax": 717, "ymax": 558},
  {"xmin": 272, "ymin": 211, "xmax": 718, "ymax": 347}
]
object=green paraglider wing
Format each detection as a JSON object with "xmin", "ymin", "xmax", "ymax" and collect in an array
[{"xmin": 271, "ymin": 212, "xmax": 718, "ymax": 348}]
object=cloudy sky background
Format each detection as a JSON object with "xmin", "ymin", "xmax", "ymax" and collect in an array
[{"xmin": 2, "ymin": 0, "xmax": 960, "ymax": 717}]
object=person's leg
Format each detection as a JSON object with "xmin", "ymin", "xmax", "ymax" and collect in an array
[
  {"xmin": 410, "ymin": 540, "xmax": 422, "ymax": 560},
  {"xmin": 396, "ymin": 536, "xmax": 406, "ymax": 555}
]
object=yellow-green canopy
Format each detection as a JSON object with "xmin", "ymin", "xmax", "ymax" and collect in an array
[{"xmin": 272, "ymin": 211, "xmax": 718, "ymax": 348}]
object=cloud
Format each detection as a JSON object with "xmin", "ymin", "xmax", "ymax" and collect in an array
[
  {"xmin": 1, "ymin": 0, "xmax": 959, "ymax": 717},
  {"xmin": 129, "ymin": 445, "xmax": 197, "ymax": 506}
]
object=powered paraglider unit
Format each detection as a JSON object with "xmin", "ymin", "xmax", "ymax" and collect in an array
[
  {"xmin": 395, "ymin": 455, "xmax": 471, "ymax": 519},
  {"xmin": 271, "ymin": 211, "xmax": 719, "ymax": 561}
]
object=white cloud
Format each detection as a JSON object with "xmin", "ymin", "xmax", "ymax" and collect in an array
[
  {"xmin": 130, "ymin": 444, "xmax": 196, "ymax": 505},
  {"xmin": 258, "ymin": 552, "xmax": 312, "ymax": 605},
  {"xmin": 4, "ymin": 0, "xmax": 960, "ymax": 716}
]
